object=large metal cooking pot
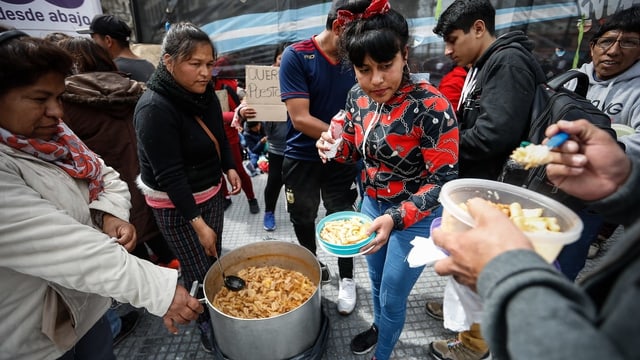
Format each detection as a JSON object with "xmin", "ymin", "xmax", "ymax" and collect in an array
[{"xmin": 203, "ymin": 241, "xmax": 322, "ymax": 360}]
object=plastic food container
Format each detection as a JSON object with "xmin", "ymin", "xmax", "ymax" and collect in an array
[
  {"xmin": 439, "ymin": 179, "xmax": 583, "ymax": 262},
  {"xmin": 316, "ymin": 211, "xmax": 375, "ymax": 257},
  {"xmin": 611, "ymin": 123, "xmax": 635, "ymax": 137}
]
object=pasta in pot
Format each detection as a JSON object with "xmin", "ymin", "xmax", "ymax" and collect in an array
[{"xmin": 213, "ymin": 266, "xmax": 316, "ymax": 319}]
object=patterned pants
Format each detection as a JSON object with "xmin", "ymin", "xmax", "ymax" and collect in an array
[{"xmin": 151, "ymin": 191, "xmax": 224, "ymax": 324}]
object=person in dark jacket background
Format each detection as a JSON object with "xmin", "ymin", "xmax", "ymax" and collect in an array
[{"xmin": 433, "ymin": 0, "xmax": 546, "ymax": 181}]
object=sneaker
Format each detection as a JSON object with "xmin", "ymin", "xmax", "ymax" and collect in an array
[
  {"xmin": 429, "ymin": 338, "xmax": 490, "ymax": 360},
  {"xmin": 113, "ymin": 310, "xmax": 141, "ymax": 347},
  {"xmin": 425, "ymin": 301, "xmax": 444, "ymax": 321},
  {"xmin": 198, "ymin": 321, "xmax": 214, "ymax": 353},
  {"xmin": 263, "ymin": 211, "xmax": 276, "ymax": 231},
  {"xmin": 319, "ymin": 262, "xmax": 331, "ymax": 284},
  {"xmin": 248, "ymin": 199, "xmax": 260, "ymax": 214},
  {"xmin": 337, "ymin": 278, "xmax": 357, "ymax": 315},
  {"xmin": 350, "ymin": 324, "xmax": 378, "ymax": 355}
]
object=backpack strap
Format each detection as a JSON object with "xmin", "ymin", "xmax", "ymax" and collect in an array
[{"xmin": 546, "ymin": 70, "xmax": 590, "ymax": 97}]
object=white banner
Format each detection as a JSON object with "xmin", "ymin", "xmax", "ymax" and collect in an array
[{"xmin": 0, "ymin": 0, "xmax": 101, "ymax": 37}]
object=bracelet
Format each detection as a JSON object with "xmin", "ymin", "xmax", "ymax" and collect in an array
[{"xmin": 190, "ymin": 215, "xmax": 202, "ymax": 223}]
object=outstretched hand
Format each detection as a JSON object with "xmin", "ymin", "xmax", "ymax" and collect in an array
[
  {"xmin": 433, "ymin": 198, "xmax": 533, "ymax": 289},
  {"xmin": 162, "ymin": 284, "xmax": 204, "ymax": 334}
]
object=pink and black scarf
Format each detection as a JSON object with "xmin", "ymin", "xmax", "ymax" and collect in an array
[{"xmin": 0, "ymin": 120, "xmax": 104, "ymax": 201}]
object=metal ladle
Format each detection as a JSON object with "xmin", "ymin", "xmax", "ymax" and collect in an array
[{"xmin": 216, "ymin": 256, "xmax": 245, "ymax": 291}]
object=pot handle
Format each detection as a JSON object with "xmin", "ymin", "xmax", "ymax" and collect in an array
[{"xmin": 189, "ymin": 280, "xmax": 208, "ymax": 304}]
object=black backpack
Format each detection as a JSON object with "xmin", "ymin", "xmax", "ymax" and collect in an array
[{"xmin": 498, "ymin": 70, "xmax": 616, "ymax": 211}]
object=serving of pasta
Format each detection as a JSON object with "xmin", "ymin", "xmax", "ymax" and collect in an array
[
  {"xmin": 459, "ymin": 200, "xmax": 561, "ymax": 233},
  {"xmin": 212, "ymin": 266, "xmax": 316, "ymax": 319},
  {"xmin": 319, "ymin": 217, "xmax": 371, "ymax": 246},
  {"xmin": 510, "ymin": 144, "xmax": 552, "ymax": 169}
]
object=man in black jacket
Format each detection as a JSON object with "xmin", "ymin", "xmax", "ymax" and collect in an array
[{"xmin": 434, "ymin": 0, "xmax": 546, "ymax": 180}]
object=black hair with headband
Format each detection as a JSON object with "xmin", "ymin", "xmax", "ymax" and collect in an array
[{"xmin": 340, "ymin": 5, "xmax": 408, "ymax": 68}]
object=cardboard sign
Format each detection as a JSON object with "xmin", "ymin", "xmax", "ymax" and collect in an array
[{"xmin": 244, "ymin": 65, "xmax": 287, "ymax": 122}]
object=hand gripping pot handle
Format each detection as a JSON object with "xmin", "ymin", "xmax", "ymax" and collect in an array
[{"xmin": 189, "ymin": 280, "xmax": 208, "ymax": 304}]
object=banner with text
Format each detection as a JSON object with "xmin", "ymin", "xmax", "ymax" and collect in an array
[
  {"xmin": 244, "ymin": 65, "xmax": 287, "ymax": 122},
  {"xmin": 0, "ymin": 0, "xmax": 101, "ymax": 37}
]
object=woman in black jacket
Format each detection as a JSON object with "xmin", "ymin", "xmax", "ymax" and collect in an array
[{"xmin": 134, "ymin": 22, "xmax": 241, "ymax": 352}]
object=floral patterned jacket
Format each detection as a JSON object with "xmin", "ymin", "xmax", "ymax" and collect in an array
[{"xmin": 334, "ymin": 78, "xmax": 459, "ymax": 229}]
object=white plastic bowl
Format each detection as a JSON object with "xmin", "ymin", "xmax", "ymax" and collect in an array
[{"xmin": 439, "ymin": 179, "xmax": 583, "ymax": 262}]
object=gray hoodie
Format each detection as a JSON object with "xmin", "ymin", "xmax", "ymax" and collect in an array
[{"xmin": 578, "ymin": 60, "xmax": 640, "ymax": 157}]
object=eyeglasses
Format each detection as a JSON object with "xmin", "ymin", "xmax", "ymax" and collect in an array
[{"xmin": 594, "ymin": 37, "xmax": 640, "ymax": 50}]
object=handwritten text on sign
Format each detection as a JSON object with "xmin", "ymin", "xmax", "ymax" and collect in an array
[{"xmin": 245, "ymin": 65, "xmax": 287, "ymax": 122}]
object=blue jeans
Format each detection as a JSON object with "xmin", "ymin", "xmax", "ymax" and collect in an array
[
  {"xmin": 57, "ymin": 314, "xmax": 115, "ymax": 360},
  {"xmin": 361, "ymin": 196, "xmax": 441, "ymax": 360},
  {"xmin": 248, "ymin": 151, "xmax": 260, "ymax": 169},
  {"xmin": 105, "ymin": 308, "xmax": 121, "ymax": 339},
  {"xmin": 556, "ymin": 208, "xmax": 603, "ymax": 281}
]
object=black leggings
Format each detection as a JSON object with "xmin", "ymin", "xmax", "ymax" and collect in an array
[{"xmin": 263, "ymin": 152, "xmax": 284, "ymax": 212}]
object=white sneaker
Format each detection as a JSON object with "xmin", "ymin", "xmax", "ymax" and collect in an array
[{"xmin": 337, "ymin": 278, "xmax": 357, "ymax": 315}]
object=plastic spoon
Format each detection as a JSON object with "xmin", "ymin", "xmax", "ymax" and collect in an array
[{"xmin": 545, "ymin": 131, "xmax": 570, "ymax": 148}]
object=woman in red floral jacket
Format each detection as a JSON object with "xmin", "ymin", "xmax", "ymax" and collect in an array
[{"xmin": 316, "ymin": 2, "xmax": 459, "ymax": 359}]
